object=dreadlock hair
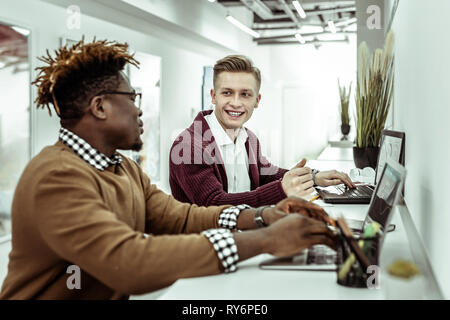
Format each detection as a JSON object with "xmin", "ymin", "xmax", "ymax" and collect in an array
[{"xmin": 33, "ymin": 38, "xmax": 139, "ymax": 128}]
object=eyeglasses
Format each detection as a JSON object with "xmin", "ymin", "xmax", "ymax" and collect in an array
[{"xmin": 97, "ymin": 90, "xmax": 142, "ymax": 110}]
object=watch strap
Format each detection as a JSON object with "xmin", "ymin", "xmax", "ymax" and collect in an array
[
  {"xmin": 254, "ymin": 205, "xmax": 270, "ymax": 228},
  {"xmin": 312, "ymin": 169, "xmax": 320, "ymax": 186}
]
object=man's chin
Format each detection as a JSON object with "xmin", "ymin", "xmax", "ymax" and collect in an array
[
  {"xmin": 224, "ymin": 121, "xmax": 244, "ymax": 130},
  {"xmin": 131, "ymin": 142, "xmax": 143, "ymax": 152}
]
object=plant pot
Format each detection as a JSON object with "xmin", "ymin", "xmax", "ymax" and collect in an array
[
  {"xmin": 353, "ymin": 147, "xmax": 380, "ymax": 169},
  {"xmin": 341, "ymin": 124, "xmax": 350, "ymax": 135}
]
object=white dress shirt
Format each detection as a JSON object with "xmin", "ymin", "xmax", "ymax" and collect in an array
[{"xmin": 205, "ymin": 113, "xmax": 251, "ymax": 193}]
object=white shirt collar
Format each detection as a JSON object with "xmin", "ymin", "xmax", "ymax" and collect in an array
[{"xmin": 205, "ymin": 112, "xmax": 248, "ymax": 147}]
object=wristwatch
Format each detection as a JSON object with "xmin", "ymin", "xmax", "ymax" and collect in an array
[
  {"xmin": 311, "ymin": 169, "xmax": 320, "ymax": 186},
  {"xmin": 254, "ymin": 205, "xmax": 270, "ymax": 228}
]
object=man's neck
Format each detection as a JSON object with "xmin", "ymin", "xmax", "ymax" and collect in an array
[
  {"xmin": 68, "ymin": 126, "xmax": 116, "ymax": 158},
  {"xmin": 224, "ymin": 128, "xmax": 240, "ymax": 144},
  {"xmin": 213, "ymin": 113, "xmax": 241, "ymax": 144}
]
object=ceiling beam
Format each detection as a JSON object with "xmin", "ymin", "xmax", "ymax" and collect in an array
[
  {"xmin": 252, "ymin": 15, "xmax": 355, "ymax": 30},
  {"xmin": 254, "ymin": 30, "xmax": 355, "ymax": 42},
  {"xmin": 306, "ymin": 5, "xmax": 355, "ymax": 16},
  {"xmin": 277, "ymin": 0, "xmax": 300, "ymax": 25},
  {"xmin": 219, "ymin": 0, "xmax": 355, "ymax": 7},
  {"xmin": 239, "ymin": 0, "xmax": 276, "ymax": 20},
  {"xmin": 256, "ymin": 38, "xmax": 350, "ymax": 45}
]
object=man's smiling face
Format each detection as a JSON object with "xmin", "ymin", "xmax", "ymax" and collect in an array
[{"xmin": 211, "ymin": 71, "xmax": 261, "ymax": 131}]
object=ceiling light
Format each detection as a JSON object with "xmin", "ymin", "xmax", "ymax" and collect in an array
[
  {"xmin": 11, "ymin": 26, "xmax": 30, "ymax": 36},
  {"xmin": 335, "ymin": 17, "xmax": 357, "ymax": 27},
  {"xmin": 298, "ymin": 25, "xmax": 324, "ymax": 34},
  {"xmin": 295, "ymin": 33, "xmax": 306, "ymax": 44},
  {"xmin": 292, "ymin": 1, "xmax": 307, "ymax": 19},
  {"xmin": 207, "ymin": 0, "xmax": 216, "ymax": 3},
  {"xmin": 328, "ymin": 21, "xmax": 337, "ymax": 34},
  {"xmin": 226, "ymin": 15, "xmax": 260, "ymax": 38}
]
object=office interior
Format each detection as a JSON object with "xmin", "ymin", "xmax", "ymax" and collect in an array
[{"xmin": 0, "ymin": 0, "xmax": 449, "ymax": 299}]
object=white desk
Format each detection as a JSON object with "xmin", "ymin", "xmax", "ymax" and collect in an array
[
  {"xmin": 156, "ymin": 146, "xmax": 443, "ymax": 300},
  {"xmin": 318, "ymin": 146, "xmax": 354, "ymax": 162},
  {"xmin": 159, "ymin": 205, "xmax": 384, "ymax": 300}
]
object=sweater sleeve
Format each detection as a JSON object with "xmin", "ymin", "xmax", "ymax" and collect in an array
[
  {"xmin": 170, "ymin": 159, "xmax": 287, "ymax": 207},
  {"xmin": 139, "ymin": 170, "xmax": 230, "ymax": 235},
  {"xmin": 34, "ymin": 167, "xmax": 225, "ymax": 295}
]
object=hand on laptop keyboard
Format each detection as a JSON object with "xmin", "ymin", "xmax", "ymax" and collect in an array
[{"xmin": 314, "ymin": 170, "xmax": 356, "ymax": 189}]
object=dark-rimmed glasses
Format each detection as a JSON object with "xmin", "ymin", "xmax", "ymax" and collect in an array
[{"xmin": 97, "ymin": 90, "xmax": 142, "ymax": 109}]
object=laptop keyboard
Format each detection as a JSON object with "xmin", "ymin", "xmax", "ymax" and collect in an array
[
  {"xmin": 335, "ymin": 184, "xmax": 374, "ymax": 197},
  {"xmin": 306, "ymin": 245, "xmax": 337, "ymax": 265}
]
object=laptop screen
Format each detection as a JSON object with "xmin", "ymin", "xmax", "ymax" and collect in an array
[
  {"xmin": 364, "ymin": 160, "xmax": 405, "ymax": 231},
  {"xmin": 375, "ymin": 131, "xmax": 405, "ymax": 184}
]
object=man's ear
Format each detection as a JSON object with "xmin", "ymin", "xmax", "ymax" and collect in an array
[
  {"xmin": 254, "ymin": 93, "xmax": 262, "ymax": 109},
  {"xmin": 89, "ymin": 96, "xmax": 107, "ymax": 120},
  {"xmin": 210, "ymin": 89, "xmax": 216, "ymax": 105}
]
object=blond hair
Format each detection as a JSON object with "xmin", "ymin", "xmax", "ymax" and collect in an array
[{"xmin": 213, "ymin": 55, "xmax": 261, "ymax": 92}]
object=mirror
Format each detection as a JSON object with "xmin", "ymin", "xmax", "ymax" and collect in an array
[{"xmin": 0, "ymin": 23, "xmax": 30, "ymax": 238}]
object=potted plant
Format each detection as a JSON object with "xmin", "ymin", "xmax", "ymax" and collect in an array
[
  {"xmin": 338, "ymin": 79, "xmax": 352, "ymax": 140},
  {"xmin": 354, "ymin": 31, "xmax": 395, "ymax": 169}
]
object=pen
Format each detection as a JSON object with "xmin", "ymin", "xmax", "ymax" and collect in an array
[
  {"xmin": 336, "ymin": 218, "xmax": 371, "ymax": 271},
  {"xmin": 337, "ymin": 221, "xmax": 380, "ymax": 281},
  {"xmin": 309, "ymin": 195, "xmax": 320, "ymax": 202}
]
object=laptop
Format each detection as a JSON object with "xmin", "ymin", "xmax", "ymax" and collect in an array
[
  {"xmin": 316, "ymin": 130, "xmax": 405, "ymax": 204},
  {"xmin": 259, "ymin": 159, "xmax": 406, "ymax": 271}
]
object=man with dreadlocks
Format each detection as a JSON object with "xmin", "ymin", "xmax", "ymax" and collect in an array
[{"xmin": 0, "ymin": 39, "xmax": 336, "ymax": 299}]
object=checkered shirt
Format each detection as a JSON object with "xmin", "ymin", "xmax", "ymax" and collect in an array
[
  {"xmin": 59, "ymin": 127, "xmax": 123, "ymax": 171},
  {"xmin": 203, "ymin": 204, "xmax": 251, "ymax": 273}
]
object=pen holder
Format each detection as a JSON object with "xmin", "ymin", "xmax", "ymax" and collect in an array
[{"xmin": 336, "ymin": 234, "xmax": 381, "ymax": 288}]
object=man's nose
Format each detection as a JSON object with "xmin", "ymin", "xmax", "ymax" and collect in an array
[{"xmin": 230, "ymin": 93, "xmax": 242, "ymax": 107}]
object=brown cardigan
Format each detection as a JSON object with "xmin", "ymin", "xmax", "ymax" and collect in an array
[{"xmin": 0, "ymin": 141, "xmax": 228, "ymax": 299}]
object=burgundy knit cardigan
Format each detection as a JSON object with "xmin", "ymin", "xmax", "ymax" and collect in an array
[{"xmin": 169, "ymin": 110, "xmax": 288, "ymax": 207}]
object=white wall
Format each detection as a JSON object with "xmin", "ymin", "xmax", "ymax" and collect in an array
[
  {"xmin": 268, "ymin": 37, "xmax": 357, "ymax": 168},
  {"xmin": 391, "ymin": 0, "xmax": 450, "ymax": 298}
]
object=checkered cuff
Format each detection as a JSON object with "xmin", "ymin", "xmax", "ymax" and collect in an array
[
  {"xmin": 202, "ymin": 229, "xmax": 239, "ymax": 273},
  {"xmin": 218, "ymin": 204, "xmax": 252, "ymax": 230}
]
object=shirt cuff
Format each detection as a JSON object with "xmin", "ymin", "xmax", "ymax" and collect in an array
[
  {"xmin": 202, "ymin": 229, "xmax": 239, "ymax": 273},
  {"xmin": 217, "ymin": 204, "xmax": 252, "ymax": 230}
]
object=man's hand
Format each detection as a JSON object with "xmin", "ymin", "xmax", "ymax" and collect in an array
[
  {"xmin": 257, "ymin": 196, "xmax": 332, "ymax": 229},
  {"xmin": 273, "ymin": 196, "xmax": 332, "ymax": 224},
  {"xmin": 234, "ymin": 211, "xmax": 337, "ymax": 262},
  {"xmin": 262, "ymin": 214, "xmax": 337, "ymax": 257},
  {"xmin": 281, "ymin": 159, "xmax": 314, "ymax": 198},
  {"xmin": 314, "ymin": 170, "xmax": 356, "ymax": 189}
]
